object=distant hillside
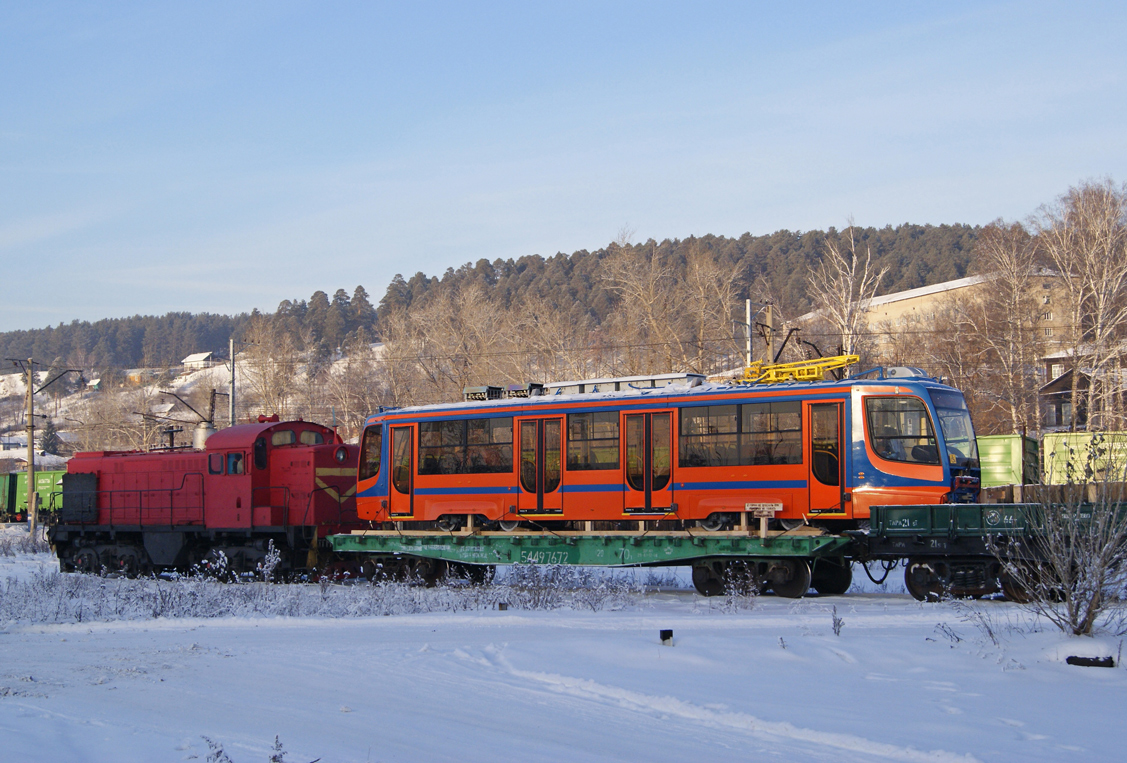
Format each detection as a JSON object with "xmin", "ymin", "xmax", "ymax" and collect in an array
[
  {"xmin": 377, "ymin": 224, "xmax": 980, "ymax": 324},
  {"xmin": 0, "ymin": 225, "xmax": 977, "ymax": 377}
]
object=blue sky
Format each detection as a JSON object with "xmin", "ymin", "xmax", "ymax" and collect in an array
[{"xmin": 2, "ymin": 1, "xmax": 1124, "ymax": 331}]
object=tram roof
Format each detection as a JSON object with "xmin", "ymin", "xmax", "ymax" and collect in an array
[{"xmin": 370, "ymin": 375, "xmax": 957, "ymax": 420}]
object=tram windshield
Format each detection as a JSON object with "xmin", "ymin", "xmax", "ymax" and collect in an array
[{"xmin": 929, "ymin": 390, "xmax": 979, "ymax": 469}]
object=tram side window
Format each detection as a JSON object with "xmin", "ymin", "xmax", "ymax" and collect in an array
[
  {"xmin": 679, "ymin": 406, "xmax": 739, "ymax": 467},
  {"xmin": 865, "ymin": 397, "xmax": 939, "ymax": 464},
  {"xmin": 743, "ymin": 401, "xmax": 802, "ymax": 465},
  {"xmin": 679, "ymin": 402, "xmax": 801, "ymax": 467},
  {"xmin": 359, "ymin": 425, "xmax": 382, "ymax": 481},
  {"xmin": 567, "ymin": 412, "xmax": 620, "ymax": 470},
  {"xmin": 418, "ymin": 417, "xmax": 513, "ymax": 474}
]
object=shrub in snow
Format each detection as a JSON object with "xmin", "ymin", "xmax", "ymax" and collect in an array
[{"xmin": 993, "ymin": 437, "xmax": 1127, "ymax": 636}]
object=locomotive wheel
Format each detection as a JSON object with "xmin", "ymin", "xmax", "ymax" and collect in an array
[
  {"xmin": 904, "ymin": 559, "xmax": 944, "ymax": 602},
  {"xmin": 811, "ymin": 558, "xmax": 853, "ymax": 596},
  {"xmin": 691, "ymin": 565, "xmax": 725, "ymax": 596},
  {"xmin": 769, "ymin": 560, "xmax": 812, "ymax": 599},
  {"xmin": 74, "ymin": 548, "xmax": 100, "ymax": 574}
]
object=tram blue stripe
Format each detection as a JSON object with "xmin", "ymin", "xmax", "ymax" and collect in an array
[
  {"xmin": 415, "ymin": 486, "xmax": 520, "ymax": 495},
  {"xmin": 560, "ymin": 484, "xmax": 624, "ymax": 493},
  {"xmin": 675, "ymin": 480, "xmax": 807, "ymax": 490}
]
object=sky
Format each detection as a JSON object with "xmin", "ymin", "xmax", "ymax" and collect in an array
[{"xmin": 2, "ymin": 1, "xmax": 1125, "ymax": 332}]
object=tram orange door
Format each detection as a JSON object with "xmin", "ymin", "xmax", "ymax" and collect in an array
[
  {"xmin": 389, "ymin": 425, "xmax": 414, "ymax": 518},
  {"xmin": 624, "ymin": 411, "xmax": 674, "ymax": 514},
  {"xmin": 808, "ymin": 402, "xmax": 845, "ymax": 515},
  {"xmin": 517, "ymin": 418, "xmax": 563, "ymax": 514}
]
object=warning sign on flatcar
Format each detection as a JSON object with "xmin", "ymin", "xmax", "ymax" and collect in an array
[{"xmin": 745, "ymin": 502, "xmax": 782, "ymax": 517}]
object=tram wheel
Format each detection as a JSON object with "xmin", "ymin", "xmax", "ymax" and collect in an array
[
  {"xmin": 811, "ymin": 558, "xmax": 853, "ymax": 595},
  {"xmin": 697, "ymin": 514, "xmax": 729, "ymax": 532},
  {"xmin": 691, "ymin": 565, "xmax": 725, "ymax": 597},
  {"xmin": 769, "ymin": 560, "xmax": 812, "ymax": 599},
  {"xmin": 498, "ymin": 520, "xmax": 520, "ymax": 532},
  {"xmin": 436, "ymin": 515, "xmax": 465, "ymax": 532}
]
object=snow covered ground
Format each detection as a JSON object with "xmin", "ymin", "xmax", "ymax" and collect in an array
[{"xmin": 1, "ymin": 527, "xmax": 1124, "ymax": 763}]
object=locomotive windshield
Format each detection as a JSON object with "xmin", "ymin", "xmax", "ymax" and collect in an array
[{"xmin": 929, "ymin": 390, "xmax": 979, "ymax": 468}]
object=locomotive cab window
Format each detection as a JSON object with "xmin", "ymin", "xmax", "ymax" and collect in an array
[
  {"xmin": 226, "ymin": 452, "xmax": 245, "ymax": 475},
  {"xmin": 271, "ymin": 430, "xmax": 296, "ymax": 446},
  {"xmin": 300, "ymin": 430, "xmax": 324, "ymax": 445},
  {"xmin": 359, "ymin": 424, "xmax": 383, "ymax": 481},
  {"xmin": 865, "ymin": 397, "xmax": 939, "ymax": 464},
  {"xmin": 208, "ymin": 453, "xmax": 224, "ymax": 475},
  {"xmin": 254, "ymin": 437, "xmax": 268, "ymax": 470}
]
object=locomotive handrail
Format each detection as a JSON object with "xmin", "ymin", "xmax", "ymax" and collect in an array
[
  {"xmin": 250, "ymin": 485, "xmax": 291, "ymax": 529},
  {"xmin": 65, "ymin": 471, "xmax": 206, "ymax": 528}
]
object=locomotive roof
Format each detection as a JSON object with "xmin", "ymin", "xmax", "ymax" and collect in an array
[
  {"xmin": 370, "ymin": 376, "xmax": 960, "ymax": 421},
  {"xmin": 204, "ymin": 420, "xmax": 337, "ymax": 450}
]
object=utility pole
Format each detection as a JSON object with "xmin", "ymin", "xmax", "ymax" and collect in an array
[
  {"xmin": 229, "ymin": 337, "xmax": 236, "ymax": 426},
  {"xmin": 764, "ymin": 304, "xmax": 777, "ymax": 363},
  {"xmin": 745, "ymin": 299, "xmax": 752, "ymax": 367},
  {"xmin": 25, "ymin": 358, "xmax": 37, "ymax": 534}
]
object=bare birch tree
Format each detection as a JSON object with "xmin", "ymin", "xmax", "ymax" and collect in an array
[
  {"xmin": 807, "ymin": 223, "xmax": 888, "ymax": 359},
  {"xmin": 953, "ymin": 222, "xmax": 1045, "ymax": 434},
  {"xmin": 1036, "ymin": 180, "xmax": 1127, "ymax": 431}
]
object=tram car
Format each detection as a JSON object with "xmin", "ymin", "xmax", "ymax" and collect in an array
[
  {"xmin": 48, "ymin": 417, "xmax": 361, "ymax": 576},
  {"xmin": 355, "ymin": 366, "xmax": 981, "ymax": 532}
]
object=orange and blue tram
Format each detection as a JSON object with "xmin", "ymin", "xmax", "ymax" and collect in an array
[{"xmin": 355, "ymin": 372, "xmax": 980, "ymax": 532}]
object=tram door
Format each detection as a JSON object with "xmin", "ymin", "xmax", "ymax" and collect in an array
[
  {"xmin": 623, "ymin": 411, "xmax": 674, "ymax": 513},
  {"xmin": 517, "ymin": 418, "xmax": 563, "ymax": 515},
  {"xmin": 808, "ymin": 402, "xmax": 845, "ymax": 515},
  {"xmin": 388, "ymin": 425, "xmax": 414, "ymax": 518}
]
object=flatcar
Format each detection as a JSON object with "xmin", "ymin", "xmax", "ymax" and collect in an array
[
  {"xmin": 354, "ymin": 368, "xmax": 981, "ymax": 532},
  {"xmin": 48, "ymin": 417, "xmax": 361, "ymax": 576}
]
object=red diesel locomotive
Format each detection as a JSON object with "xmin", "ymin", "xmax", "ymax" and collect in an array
[
  {"xmin": 355, "ymin": 372, "xmax": 980, "ymax": 531},
  {"xmin": 48, "ymin": 417, "xmax": 361, "ymax": 576}
]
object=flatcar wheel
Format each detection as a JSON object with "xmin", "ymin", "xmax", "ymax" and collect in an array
[
  {"xmin": 811, "ymin": 558, "xmax": 853, "ymax": 596},
  {"xmin": 467, "ymin": 564, "xmax": 496, "ymax": 585},
  {"xmin": 770, "ymin": 560, "xmax": 812, "ymax": 599},
  {"xmin": 904, "ymin": 559, "xmax": 943, "ymax": 602},
  {"xmin": 691, "ymin": 565, "xmax": 725, "ymax": 597},
  {"xmin": 498, "ymin": 520, "xmax": 520, "ymax": 532},
  {"xmin": 1000, "ymin": 567, "xmax": 1035, "ymax": 603}
]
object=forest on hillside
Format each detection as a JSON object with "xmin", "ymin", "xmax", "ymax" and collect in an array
[{"xmin": 0, "ymin": 223, "xmax": 979, "ymax": 378}]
